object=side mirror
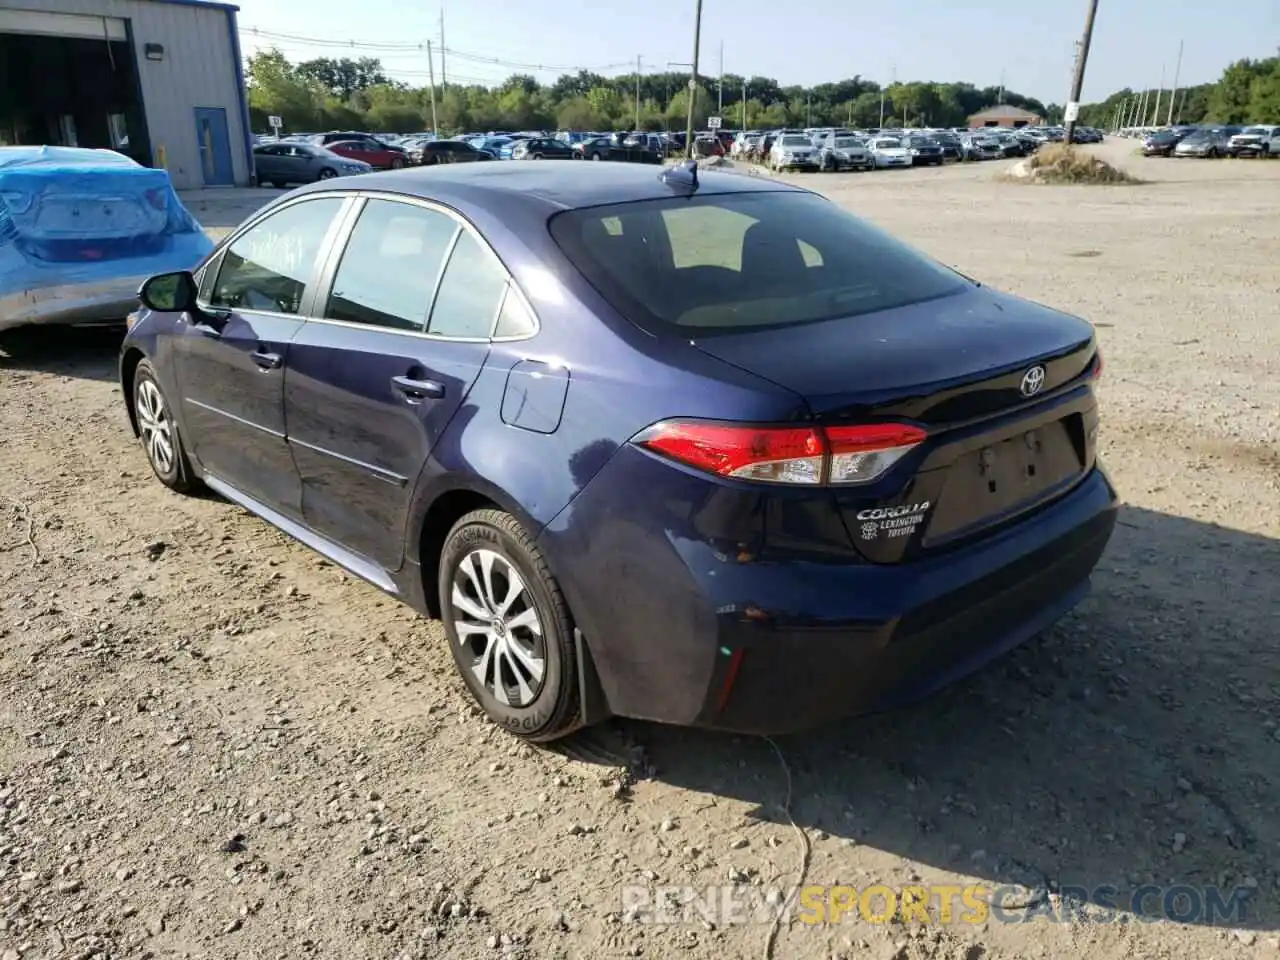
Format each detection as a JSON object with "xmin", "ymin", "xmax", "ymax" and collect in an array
[{"xmin": 138, "ymin": 270, "xmax": 197, "ymax": 313}]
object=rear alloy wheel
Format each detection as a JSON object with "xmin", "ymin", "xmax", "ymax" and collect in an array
[
  {"xmin": 390, "ymin": 157, "xmax": 405, "ymax": 169},
  {"xmin": 591, "ymin": 152, "xmax": 602, "ymax": 161},
  {"xmin": 133, "ymin": 359, "xmax": 198, "ymax": 493},
  {"xmin": 440, "ymin": 509, "xmax": 581, "ymax": 742},
  {"xmin": 317, "ymin": 168, "xmax": 337, "ymax": 180}
]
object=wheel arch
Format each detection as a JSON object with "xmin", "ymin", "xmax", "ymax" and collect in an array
[
  {"xmin": 413, "ymin": 478, "xmax": 614, "ymax": 726},
  {"xmin": 120, "ymin": 346, "xmax": 146, "ymax": 437}
]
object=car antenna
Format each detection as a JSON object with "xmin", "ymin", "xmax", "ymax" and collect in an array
[{"xmin": 660, "ymin": 157, "xmax": 699, "ymax": 193}]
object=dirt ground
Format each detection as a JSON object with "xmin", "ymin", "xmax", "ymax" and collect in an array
[{"xmin": 2, "ymin": 139, "xmax": 1278, "ymax": 960}]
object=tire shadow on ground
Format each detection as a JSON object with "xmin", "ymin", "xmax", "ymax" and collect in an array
[{"xmin": 0, "ymin": 324, "xmax": 124, "ymax": 384}]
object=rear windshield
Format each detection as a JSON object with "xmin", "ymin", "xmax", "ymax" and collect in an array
[{"xmin": 548, "ymin": 191, "xmax": 970, "ymax": 337}]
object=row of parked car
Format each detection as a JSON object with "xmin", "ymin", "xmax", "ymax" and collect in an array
[
  {"xmin": 251, "ymin": 123, "xmax": 1102, "ymax": 187},
  {"xmin": 1121, "ymin": 124, "xmax": 1280, "ymax": 158},
  {"xmin": 249, "ymin": 129, "xmax": 684, "ymax": 186},
  {"xmin": 734, "ymin": 124, "xmax": 1099, "ymax": 173}
]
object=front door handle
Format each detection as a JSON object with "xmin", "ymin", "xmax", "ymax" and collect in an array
[
  {"xmin": 251, "ymin": 350, "xmax": 283, "ymax": 370},
  {"xmin": 391, "ymin": 375, "xmax": 445, "ymax": 402}
]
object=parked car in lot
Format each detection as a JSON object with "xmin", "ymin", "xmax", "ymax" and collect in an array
[
  {"xmin": 119, "ymin": 162, "xmax": 1115, "ymax": 741},
  {"xmin": 960, "ymin": 133, "xmax": 1002, "ymax": 161},
  {"xmin": 0, "ymin": 146, "xmax": 213, "ymax": 332},
  {"xmin": 420, "ymin": 140, "xmax": 492, "ymax": 165},
  {"xmin": 1227, "ymin": 125, "xmax": 1280, "ymax": 158},
  {"xmin": 769, "ymin": 133, "xmax": 819, "ymax": 171},
  {"xmin": 572, "ymin": 135, "xmax": 663, "ymax": 164},
  {"xmin": 324, "ymin": 138, "xmax": 409, "ymax": 170},
  {"xmin": 868, "ymin": 136, "xmax": 912, "ymax": 168},
  {"xmin": 818, "ymin": 134, "xmax": 873, "ymax": 171},
  {"xmin": 901, "ymin": 134, "xmax": 944, "ymax": 166},
  {"xmin": 253, "ymin": 142, "xmax": 372, "ymax": 186},
  {"xmin": 1173, "ymin": 127, "xmax": 1238, "ymax": 158},
  {"xmin": 1141, "ymin": 129, "xmax": 1186, "ymax": 156},
  {"xmin": 511, "ymin": 137, "xmax": 576, "ymax": 160}
]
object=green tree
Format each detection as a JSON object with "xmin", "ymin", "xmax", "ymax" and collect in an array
[
  {"xmin": 556, "ymin": 96, "xmax": 602, "ymax": 131},
  {"xmin": 1208, "ymin": 59, "xmax": 1260, "ymax": 123},
  {"xmin": 245, "ymin": 48, "xmax": 323, "ymax": 131},
  {"xmin": 296, "ymin": 57, "xmax": 388, "ymax": 100}
]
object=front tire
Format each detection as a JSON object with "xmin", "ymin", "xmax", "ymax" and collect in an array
[
  {"xmin": 133, "ymin": 359, "xmax": 198, "ymax": 494},
  {"xmin": 390, "ymin": 157, "xmax": 405, "ymax": 169},
  {"xmin": 317, "ymin": 167, "xmax": 337, "ymax": 180},
  {"xmin": 439, "ymin": 509, "xmax": 581, "ymax": 743}
]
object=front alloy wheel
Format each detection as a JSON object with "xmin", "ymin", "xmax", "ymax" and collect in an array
[
  {"xmin": 133, "ymin": 359, "xmax": 197, "ymax": 493},
  {"xmin": 440, "ymin": 509, "xmax": 582, "ymax": 741}
]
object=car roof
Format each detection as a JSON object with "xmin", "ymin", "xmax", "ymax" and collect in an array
[{"xmin": 291, "ymin": 161, "xmax": 801, "ymax": 213}]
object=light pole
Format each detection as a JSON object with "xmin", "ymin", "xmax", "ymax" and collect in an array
[{"xmin": 685, "ymin": 0, "xmax": 704, "ymax": 159}]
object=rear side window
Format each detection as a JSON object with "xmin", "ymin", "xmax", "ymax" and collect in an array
[
  {"xmin": 549, "ymin": 191, "xmax": 969, "ymax": 336},
  {"xmin": 210, "ymin": 197, "xmax": 344, "ymax": 314},
  {"xmin": 428, "ymin": 230, "xmax": 507, "ymax": 338},
  {"xmin": 326, "ymin": 199, "xmax": 458, "ymax": 331}
]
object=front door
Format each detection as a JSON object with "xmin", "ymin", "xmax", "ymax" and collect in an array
[
  {"xmin": 284, "ymin": 197, "xmax": 502, "ymax": 569},
  {"xmin": 194, "ymin": 106, "xmax": 234, "ymax": 186},
  {"xmin": 173, "ymin": 195, "xmax": 349, "ymax": 514}
]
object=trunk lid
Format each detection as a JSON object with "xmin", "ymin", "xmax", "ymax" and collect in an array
[
  {"xmin": 691, "ymin": 288, "xmax": 1101, "ymax": 562},
  {"xmin": 1, "ymin": 165, "xmax": 171, "ymax": 263}
]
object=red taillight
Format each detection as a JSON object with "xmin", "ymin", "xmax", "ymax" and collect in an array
[
  {"xmin": 1092, "ymin": 348, "xmax": 1103, "ymax": 379},
  {"xmin": 632, "ymin": 419, "xmax": 926, "ymax": 486},
  {"xmin": 143, "ymin": 188, "xmax": 167, "ymax": 210}
]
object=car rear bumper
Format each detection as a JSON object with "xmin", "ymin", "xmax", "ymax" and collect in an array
[
  {"xmin": 0, "ymin": 274, "xmax": 146, "ymax": 330},
  {"xmin": 543, "ymin": 448, "xmax": 1119, "ymax": 735}
]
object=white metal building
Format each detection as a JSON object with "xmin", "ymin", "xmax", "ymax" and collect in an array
[{"xmin": 0, "ymin": 0, "xmax": 253, "ymax": 188}]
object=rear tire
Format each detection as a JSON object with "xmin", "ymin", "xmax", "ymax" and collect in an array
[
  {"xmin": 317, "ymin": 168, "xmax": 337, "ymax": 180},
  {"xmin": 439, "ymin": 509, "xmax": 582, "ymax": 743},
  {"xmin": 390, "ymin": 157, "xmax": 405, "ymax": 169},
  {"xmin": 133, "ymin": 359, "xmax": 199, "ymax": 494}
]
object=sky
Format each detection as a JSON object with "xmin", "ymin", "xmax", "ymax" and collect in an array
[{"xmin": 235, "ymin": 0, "xmax": 1279, "ymax": 105}]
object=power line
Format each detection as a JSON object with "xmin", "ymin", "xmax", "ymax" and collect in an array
[{"xmin": 240, "ymin": 25, "xmax": 635, "ymax": 75}]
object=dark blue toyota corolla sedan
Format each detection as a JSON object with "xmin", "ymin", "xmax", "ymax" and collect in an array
[{"xmin": 119, "ymin": 161, "xmax": 1117, "ymax": 741}]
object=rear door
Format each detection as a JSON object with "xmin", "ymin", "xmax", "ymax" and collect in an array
[{"xmin": 283, "ymin": 196, "xmax": 504, "ymax": 569}]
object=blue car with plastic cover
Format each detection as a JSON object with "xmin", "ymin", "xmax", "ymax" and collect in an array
[
  {"xmin": 117, "ymin": 159, "xmax": 1117, "ymax": 741},
  {"xmin": 0, "ymin": 146, "xmax": 212, "ymax": 331}
]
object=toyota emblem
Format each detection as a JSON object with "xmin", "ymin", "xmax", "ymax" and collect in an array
[{"xmin": 1020, "ymin": 365, "xmax": 1046, "ymax": 397}]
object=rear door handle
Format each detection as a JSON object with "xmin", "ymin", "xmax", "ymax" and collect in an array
[
  {"xmin": 391, "ymin": 375, "xmax": 445, "ymax": 401},
  {"xmin": 251, "ymin": 350, "xmax": 283, "ymax": 370}
]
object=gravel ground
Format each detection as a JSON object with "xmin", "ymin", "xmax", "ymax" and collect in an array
[{"xmin": 2, "ymin": 140, "xmax": 1278, "ymax": 960}]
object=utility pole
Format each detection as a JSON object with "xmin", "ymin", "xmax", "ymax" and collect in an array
[
  {"xmin": 1151, "ymin": 64, "xmax": 1164, "ymax": 127},
  {"xmin": 741, "ymin": 80, "xmax": 747, "ymax": 131},
  {"xmin": 426, "ymin": 40, "xmax": 439, "ymax": 136},
  {"xmin": 998, "ymin": 69, "xmax": 1005, "ymax": 105},
  {"xmin": 635, "ymin": 56, "xmax": 642, "ymax": 131},
  {"xmin": 717, "ymin": 42, "xmax": 724, "ymax": 115},
  {"xmin": 1166, "ymin": 40, "xmax": 1183, "ymax": 125},
  {"xmin": 684, "ymin": 0, "xmax": 703, "ymax": 159},
  {"xmin": 439, "ymin": 10, "xmax": 446, "ymax": 90},
  {"xmin": 879, "ymin": 65, "xmax": 894, "ymax": 130},
  {"xmin": 1137, "ymin": 86, "xmax": 1148, "ymax": 129},
  {"xmin": 806, "ymin": 92, "xmax": 811, "ymax": 127},
  {"xmin": 1063, "ymin": 0, "xmax": 1099, "ymax": 144}
]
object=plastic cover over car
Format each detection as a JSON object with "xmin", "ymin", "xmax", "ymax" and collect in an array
[{"xmin": 0, "ymin": 146, "xmax": 213, "ymax": 329}]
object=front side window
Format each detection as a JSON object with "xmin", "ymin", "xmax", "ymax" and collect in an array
[
  {"xmin": 210, "ymin": 197, "xmax": 344, "ymax": 314},
  {"xmin": 428, "ymin": 230, "xmax": 507, "ymax": 338},
  {"xmin": 549, "ymin": 191, "xmax": 969, "ymax": 337},
  {"xmin": 326, "ymin": 199, "xmax": 459, "ymax": 331}
]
